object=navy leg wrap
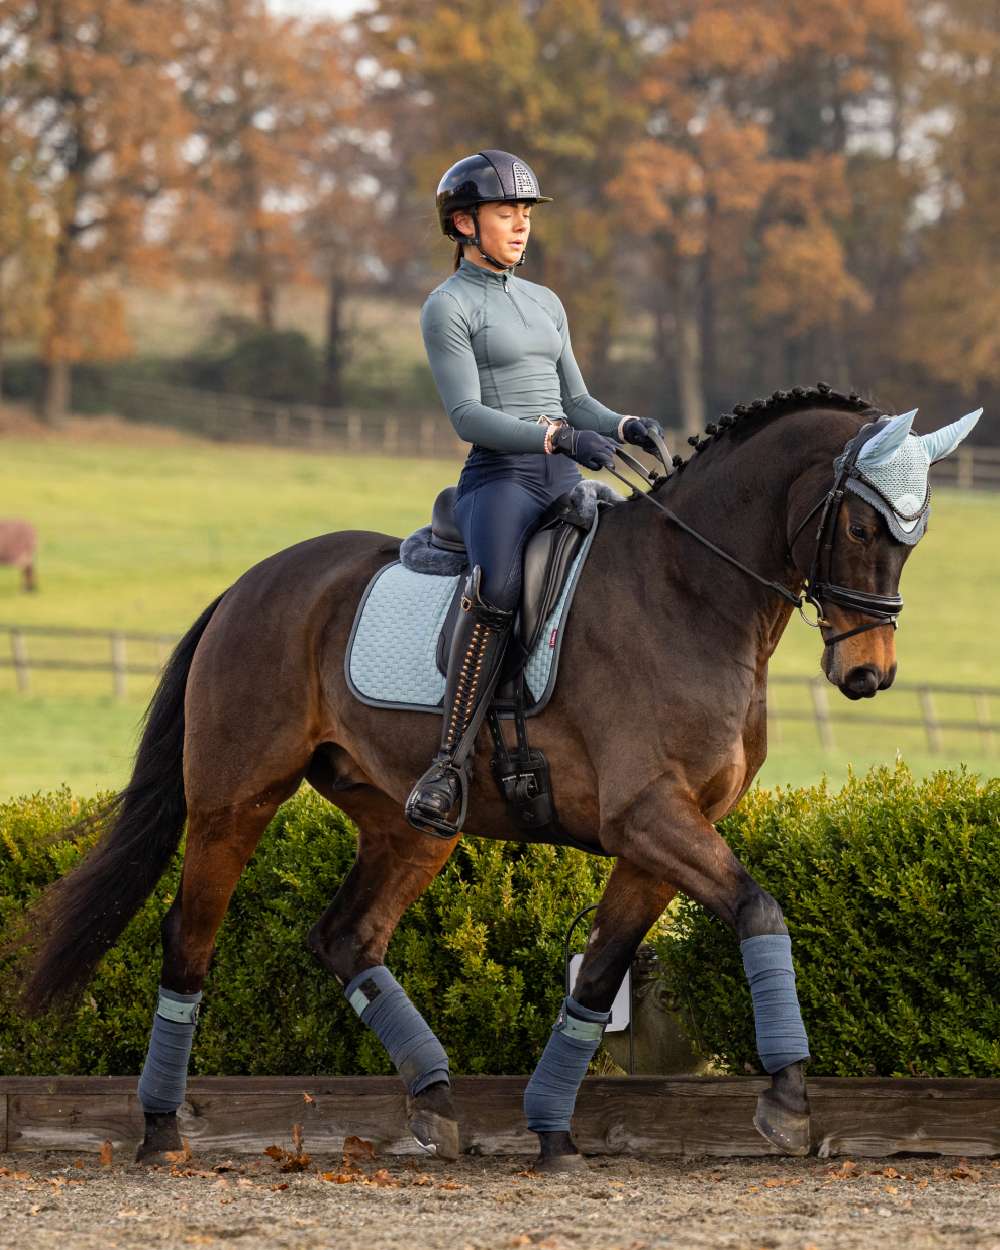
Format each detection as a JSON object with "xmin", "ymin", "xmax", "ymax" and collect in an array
[
  {"xmin": 523, "ymin": 995, "xmax": 611, "ymax": 1133},
  {"xmin": 741, "ymin": 934, "xmax": 810, "ymax": 1074},
  {"xmin": 345, "ymin": 966, "xmax": 449, "ymax": 1096},
  {"xmin": 137, "ymin": 986, "xmax": 203, "ymax": 1114}
]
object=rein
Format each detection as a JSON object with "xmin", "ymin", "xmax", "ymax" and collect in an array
[{"xmin": 608, "ymin": 433, "xmax": 902, "ymax": 649}]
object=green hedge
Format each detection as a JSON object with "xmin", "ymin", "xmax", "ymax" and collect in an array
[
  {"xmin": 655, "ymin": 765, "xmax": 999, "ymax": 1078},
  {"xmin": 2, "ymin": 767, "xmax": 997, "ymax": 1078},
  {"xmin": 0, "ymin": 788, "xmax": 611, "ymax": 1076}
]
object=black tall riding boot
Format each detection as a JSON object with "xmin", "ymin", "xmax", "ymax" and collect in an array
[{"xmin": 405, "ymin": 567, "xmax": 514, "ymax": 838}]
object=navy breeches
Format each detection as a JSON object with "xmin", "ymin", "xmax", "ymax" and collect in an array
[{"xmin": 454, "ymin": 448, "xmax": 581, "ymax": 612}]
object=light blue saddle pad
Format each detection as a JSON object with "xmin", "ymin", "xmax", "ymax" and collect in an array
[{"xmin": 345, "ymin": 508, "xmax": 601, "ymax": 716}]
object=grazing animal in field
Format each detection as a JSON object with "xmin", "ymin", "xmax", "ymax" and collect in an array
[
  {"xmin": 14, "ymin": 387, "xmax": 982, "ymax": 1171},
  {"xmin": 0, "ymin": 519, "xmax": 37, "ymax": 592}
]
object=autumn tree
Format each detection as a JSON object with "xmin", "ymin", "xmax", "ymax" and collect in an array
[
  {"xmin": 609, "ymin": 0, "xmax": 912, "ymax": 432},
  {"xmin": 0, "ymin": 0, "xmax": 190, "ymax": 421},
  {"xmin": 175, "ymin": 1, "xmax": 354, "ymax": 332},
  {"xmin": 360, "ymin": 0, "xmax": 643, "ymax": 392},
  {"xmin": 0, "ymin": 126, "xmax": 53, "ymax": 398},
  {"xmin": 898, "ymin": 0, "xmax": 1000, "ymax": 409}
]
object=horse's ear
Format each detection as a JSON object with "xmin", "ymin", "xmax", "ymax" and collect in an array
[
  {"xmin": 855, "ymin": 409, "xmax": 917, "ymax": 470},
  {"xmin": 919, "ymin": 408, "xmax": 983, "ymax": 463}
]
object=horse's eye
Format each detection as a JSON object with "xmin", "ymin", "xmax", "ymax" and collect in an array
[{"xmin": 848, "ymin": 523, "xmax": 869, "ymax": 541}]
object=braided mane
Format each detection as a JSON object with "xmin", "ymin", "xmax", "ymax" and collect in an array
[{"xmin": 656, "ymin": 381, "xmax": 879, "ymax": 483}]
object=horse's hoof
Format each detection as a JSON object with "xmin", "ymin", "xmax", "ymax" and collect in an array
[
  {"xmin": 408, "ymin": 1108, "xmax": 460, "ymax": 1161},
  {"xmin": 531, "ymin": 1151, "xmax": 589, "ymax": 1174},
  {"xmin": 753, "ymin": 1089, "xmax": 811, "ymax": 1156},
  {"xmin": 134, "ymin": 1111, "xmax": 184, "ymax": 1164}
]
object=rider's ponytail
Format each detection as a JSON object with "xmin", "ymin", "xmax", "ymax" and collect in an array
[{"xmin": 453, "ymin": 241, "xmax": 463, "ymax": 271}]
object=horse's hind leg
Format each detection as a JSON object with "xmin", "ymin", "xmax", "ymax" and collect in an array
[
  {"xmin": 135, "ymin": 799, "xmax": 285, "ymax": 1162},
  {"xmin": 525, "ymin": 859, "xmax": 676, "ymax": 1172},
  {"xmin": 22, "ymin": 562, "xmax": 36, "ymax": 592},
  {"xmin": 306, "ymin": 789, "xmax": 460, "ymax": 1159}
]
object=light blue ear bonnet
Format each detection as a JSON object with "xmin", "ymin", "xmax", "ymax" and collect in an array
[{"xmin": 835, "ymin": 408, "xmax": 982, "ymax": 546}]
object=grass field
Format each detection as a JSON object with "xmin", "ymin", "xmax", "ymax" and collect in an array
[{"xmin": 1, "ymin": 426, "xmax": 996, "ymax": 799}]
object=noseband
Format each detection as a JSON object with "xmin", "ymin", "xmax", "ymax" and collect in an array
[{"xmin": 609, "ymin": 426, "xmax": 902, "ymax": 650}]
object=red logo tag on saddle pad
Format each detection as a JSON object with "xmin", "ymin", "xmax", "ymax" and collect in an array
[{"xmin": 549, "ymin": 627, "xmax": 558, "ymax": 649}]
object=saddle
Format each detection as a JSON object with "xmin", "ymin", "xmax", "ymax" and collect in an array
[{"xmin": 428, "ymin": 485, "xmax": 590, "ymax": 698}]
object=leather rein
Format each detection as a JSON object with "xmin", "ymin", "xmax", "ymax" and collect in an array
[{"xmin": 608, "ymin": 426, "xmax": 902, "ymax": 649}]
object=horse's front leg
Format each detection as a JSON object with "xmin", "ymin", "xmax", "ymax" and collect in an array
[
  {"xmin": 602, "ymin": 783, "xmax": 811, "ymax": 1155},
  {"xmin": 526, "ymin": 860, "xmax": 676, "ymax": 1171}
]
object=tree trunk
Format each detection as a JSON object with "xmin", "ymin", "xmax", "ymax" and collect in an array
[
  {"xmin": 257, "ymin": 275, "xmax": 277, "ymax": 331},
  {"xmin": 43, "ymin": 359, "xmax": 70, "ymax": 424},
  {"xmin": 321, "ymin": 271, "xmax": 346, "ymax": 409},
  {"xmin": 675, "ymin": 254, "xmax": 706, "ymax": 438}
]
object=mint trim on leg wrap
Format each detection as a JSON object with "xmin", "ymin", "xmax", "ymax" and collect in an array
[
  {"xmin": 523, "ymin": 995, "xmax": 611, "ymax": 1133},
  {"xmin": 344, "ymin": 965, "xmax": 449, "ymax": 1096},
  {"xmin": 137, "ymin": 986, "xmax": 203, "ymax": 1114},
  {"xmin": 740, "ymin": 934, "xmax": 810, "ymax": 1074}
]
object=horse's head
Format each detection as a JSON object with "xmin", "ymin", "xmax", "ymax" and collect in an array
[{"xmin": 792, "ymin": 406, "xmax": 982, "ymax": 700}]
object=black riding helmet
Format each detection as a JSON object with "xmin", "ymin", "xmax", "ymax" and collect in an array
[{"xmin": 436, "ymin": 150, "xmax": 552, "ymax": 270}]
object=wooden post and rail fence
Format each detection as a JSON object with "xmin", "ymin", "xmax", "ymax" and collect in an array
[
  {"xmin": 2, "ymin": 622, "xmax": 997, "ymax": 755},
  {"xmin": 103, "ymin": 379, "xmax": 1000, "ymax": 485}
]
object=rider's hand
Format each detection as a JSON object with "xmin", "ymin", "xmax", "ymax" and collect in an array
[
  {"xmin": 549, "ymin": 424, "xmax": 617, "ymax": 471},
  {"xmin": 620, "ymin": 416, "xmax": 666, "ymax": 455}
]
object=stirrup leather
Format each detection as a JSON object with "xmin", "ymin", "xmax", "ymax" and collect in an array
[{"xmin": 405, "ymin": 568, "xmax": 513, "ymax": 838}]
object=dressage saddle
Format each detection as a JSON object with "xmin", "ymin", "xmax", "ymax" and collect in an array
[{"xmin": 428, "ymin": 485, "xmax": 589, "ymax": 699}]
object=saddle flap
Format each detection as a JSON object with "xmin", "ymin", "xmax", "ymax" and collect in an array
[{"xmin": 518, "ymin": 503, "xmax": 587, "ymax": 656}]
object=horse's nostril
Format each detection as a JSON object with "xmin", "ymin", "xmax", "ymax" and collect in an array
[{"xmin": 844, "ymin": 665, "xmax": 880, "ymax": 698}]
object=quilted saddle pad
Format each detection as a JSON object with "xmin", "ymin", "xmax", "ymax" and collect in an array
[{"xmin": 344, "ymin": 508, "xmax": 601, "ymax": 717}]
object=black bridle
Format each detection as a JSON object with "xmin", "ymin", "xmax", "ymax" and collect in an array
[{"xmin": 609, "ymin": 425, "xmax": 902, "ymax": 650}]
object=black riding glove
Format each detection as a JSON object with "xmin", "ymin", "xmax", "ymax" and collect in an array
[
  {"xmin": 548, "ymin": 424, "xmax": 617, "ymax": 471},
  {"xmin": 621, "ymin": 417, "xmax": 666, "ymax": 455}
]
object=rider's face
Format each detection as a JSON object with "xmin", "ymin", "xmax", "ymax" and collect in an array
[{"xmin": 456, "ymin": 201, "xmax": 532, "ymax": 267}]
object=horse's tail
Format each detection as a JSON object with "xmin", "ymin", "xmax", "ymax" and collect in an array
[{"xmin": 16, "ymin": 592, "xmax": 227, "ymax": 1016}]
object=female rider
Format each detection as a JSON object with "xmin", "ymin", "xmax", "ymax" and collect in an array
[{"xmin": 404, "ymin": 149, "xmax": 664, "ymax": 837}]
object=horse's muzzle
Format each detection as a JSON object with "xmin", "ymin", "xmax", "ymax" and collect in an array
[{"xmin": 838, "ymin": 662, "xmax": 896, "ymax": 700}]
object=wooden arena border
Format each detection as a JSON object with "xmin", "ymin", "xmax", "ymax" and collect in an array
[{"xmin": 1, "ymin": 1076, "xmax": 998, "ymax": 1158}]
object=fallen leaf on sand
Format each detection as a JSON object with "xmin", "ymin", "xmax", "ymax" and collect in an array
[
  {"xmin": 163, "ymin": 1140, "xmax": 192, "ymax": 1165},
  {"xmin": 438, "ymin": 1179, "xmax": 464, "ymax": 1191},
  {"xmin": 303, "ymin": 1092, "xmax": 316, "ymax": 1105},
  {"xmin": 263, "ymin": 1143, "xmax": 311, "ymax": 1173},
  {"xmin": 212, "ymin": 1160, "xmax": 236, "ymax": 1173},
  {"xmin": 411, "ymin": 1173, "xmax": 434, "ymax": 1186},
  {"xmin": 371, "ymin": 1169, "xmax": 397, "ymax": 1187},
  {"xmin": 99, "ymin": 1140, "xmax": 114, "ymax": 1167},
  {"xmin": 343, "ymin": 1136, "xmax": 376, "ymax": 1167}
]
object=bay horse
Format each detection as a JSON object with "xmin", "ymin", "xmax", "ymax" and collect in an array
[{"xmin": 15, "ymin": 385, "xmax": 980, "ymax": 1170}]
